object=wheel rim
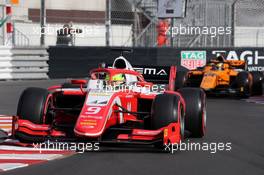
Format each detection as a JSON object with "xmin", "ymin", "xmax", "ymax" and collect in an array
[
  {"xmin": 202, "ymin": 98, "xmax": 207, "ymax": 134},
  {"xmin": 43, "ymin": 94, "xmax": 52, "ymax": 124},
  {"xmin": 180, "ymin": 105, "xmax": 185, "ymax": 139}
]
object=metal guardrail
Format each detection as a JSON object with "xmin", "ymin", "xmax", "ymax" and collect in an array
[{"xmin": 0, "ymin": 47, "xmax": 49, "ymax": 80}]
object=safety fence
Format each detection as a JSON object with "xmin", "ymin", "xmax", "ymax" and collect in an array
[{"xmin": 1, "ymin": 0, "xmax": 264, "ymax": 48}]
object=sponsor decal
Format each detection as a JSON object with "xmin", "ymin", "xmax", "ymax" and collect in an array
[
  {"xmin": 85, "ymin": 107, "xmax": 101, "ymax": 114},
  {"xmin": 108, "ymin": 65, "xmax": 168, "ymax": 76},
  {"xmin": 89, "ymin": 92, "xmax": 112, "ymax": 96},
  {"xmin": 80, "ymin": 119, "xmax": 97, "ymax": 126},
  {"xmin": 181, "ymin": 51, "xmax": 207, "ymax": 70},
  {"xmin": 212, "ymin": 50, "xmax": 264, "ymax": 71},
  {"xmin": 87, "ymin": 91, "xmax": 112, "ymax": 106},
  {"xmin": 134, "ymin": 67, "xmax": 168, "ymax": 76},
  {"xmin": 86, "ymin": 116, "xmax": 103, "ymax": 119}
]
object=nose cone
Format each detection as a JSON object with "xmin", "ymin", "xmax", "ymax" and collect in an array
[
  {"xmin": 74, "ymin": 115, "xmax": 105, "ymax": 137},
  {"xmin": 200, "ymin": 73, "xmax": 217, "ymax": 90},
  {"xmin": 74, "ymin": 90, "xmax": 117, "ymax": 137}
]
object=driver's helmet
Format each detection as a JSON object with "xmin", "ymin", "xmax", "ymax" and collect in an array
[
  {"xmin": 216, "ymin": 55, "xmax": 225, "ymax": 62},
  {"xmin": 216, "ymin": 63, "xmax": 224, "ymax": 70},
  {"xmin": 105, "ymin": 74, "xmax": 125, "ymax": 85}
]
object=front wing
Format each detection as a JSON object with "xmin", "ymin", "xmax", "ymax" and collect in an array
[{"xmin": 0, "ymin": 116, "xmax": 181, "ymax": 146}]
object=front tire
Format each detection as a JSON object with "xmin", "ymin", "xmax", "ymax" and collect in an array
[
  {"xmin": 151, "ymin": 93, "xmax": 184, "ymax": 148},
  {"xmin": 17, "ymin": 87, "xmax": 51, "ymax": 124},
  {"xmin": 16, "ymin": 87, "xmax": 52, "ymax": 142},
  {"xmin": 178, "ymin": 88, "xmax": 206, "ymax": 138}
]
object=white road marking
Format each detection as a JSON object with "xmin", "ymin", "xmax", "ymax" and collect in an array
[
  {"xmin": 0, "ymin": 163, "xmax": 28, "ymax": 171},
  {"xmin": 0, "ymin": 154, "xmax": 62, "ymax": 160},
  {"xmin": 0, "ymin": 120, "xmax": 12, "ymax": 123},
  {"xmin": 0, "ymin": 145, "xmax": 40, "ymax": 151}
]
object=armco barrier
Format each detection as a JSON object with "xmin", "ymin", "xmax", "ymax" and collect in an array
[
  {"xmin": 0, "ymin": 47, "xmax": 49, "ymax": 80},
  {"xmin": 48, "ymin": 46, "xmax": 264, "ymax": 79}
]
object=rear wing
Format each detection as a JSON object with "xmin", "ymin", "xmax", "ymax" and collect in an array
[
  {"xmin": 133, "ymin": 65, "xmax": 172, "ymax": 84},
  {"xmin": 210, "ymin": 58, "xmax": 247, "ymax": 70},
  {"xmin": 226, "ymin": 60, "xmax": 247, "ymax": 69},
  {"xmin": 134, "ymin": 65, "xmax": 177, "ymax": 91},
  {"xmin": 106, "ymin": 64, "xmax": 176, "ymax": 85}
]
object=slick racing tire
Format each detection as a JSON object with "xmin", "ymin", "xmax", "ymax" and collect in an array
[
  {"xmin": 236, "ymin": 72, "xmax": 252, "ymax": 98},
  {"xmin": 151, "ymin": 93, "xmax": 185, "ymax": 148},
  {"xmin": 174, "ymin": 71, "xmax": 187, "ymax": 90},
  {"xmin": 16, "ymin": 87, "xmax": 52, "ymax": 142},
  {"xmin": 17, "ymin": 87, "xmax": 51, "ymax": 124},
  {"xmin": 178, "ymin": 88, "xmax": 206, "ymax": 138},
  {"xmin": 251, "ymin": 72, "xmax": 263, "ymax": 96}
]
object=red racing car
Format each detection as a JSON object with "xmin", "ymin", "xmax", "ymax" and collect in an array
[{"xmin": 5, "ymin": 56, "xmax": 207, "ymax": 149}]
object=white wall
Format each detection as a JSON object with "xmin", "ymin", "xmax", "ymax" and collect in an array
[
  {"xmin": 235, "ymin": 27, "xmax": 264, "ymax": 47},
  {"xmin": 13, "ymin": 0, "xmax": 105, "ymax": 10},
  {"xmin": 11, "ymin": 0, "xmax": 105, "ymax": 20},
  {"xmin": 45, "ymin": 0, "xmax": 105, "ymax": 11},
  {"xmin": 15, "ymin": 22, "xmax": 132, "ymax": 46}
]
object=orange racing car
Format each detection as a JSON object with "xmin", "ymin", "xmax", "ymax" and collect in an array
[{"xmin": 176, "ymin": 56, "xmax": 263, "ymax": 98}]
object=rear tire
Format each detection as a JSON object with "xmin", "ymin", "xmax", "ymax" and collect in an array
[
  {"xmin": 175, "ymin": 71, "xmax": 187, "ymax": 90},
  {"xmin": 178, "ymin": 88, "xmax": 206, "ymax": 138},
  {"xmin": 236, "ymin": 72, "xmax": 252, "ymax": 98},
  {"xmin": 251, "ymin": 72, "xmax": 263, "ymax": 96}
]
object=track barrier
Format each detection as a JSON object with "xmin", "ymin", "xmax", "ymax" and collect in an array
[{"xmin": 0, "ymin": 46, "xmax": 49, "ymax": 80}]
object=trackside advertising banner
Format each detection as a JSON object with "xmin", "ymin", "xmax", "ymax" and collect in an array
[
  {"xmin": 180, "ymin": 48, "xmax": 264, "ymax": 72},
  {"xmin": 181, "ymin": 51, "xmax": 207, "ymax": 70},
  {"xmin": 48, "ymin": 47, "xmax": 264, "ymax": 79}
]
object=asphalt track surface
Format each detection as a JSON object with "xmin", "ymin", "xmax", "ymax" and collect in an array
[{"xmin": 0, "ymin": 80, "xmax": 264, "ymax": 175}]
